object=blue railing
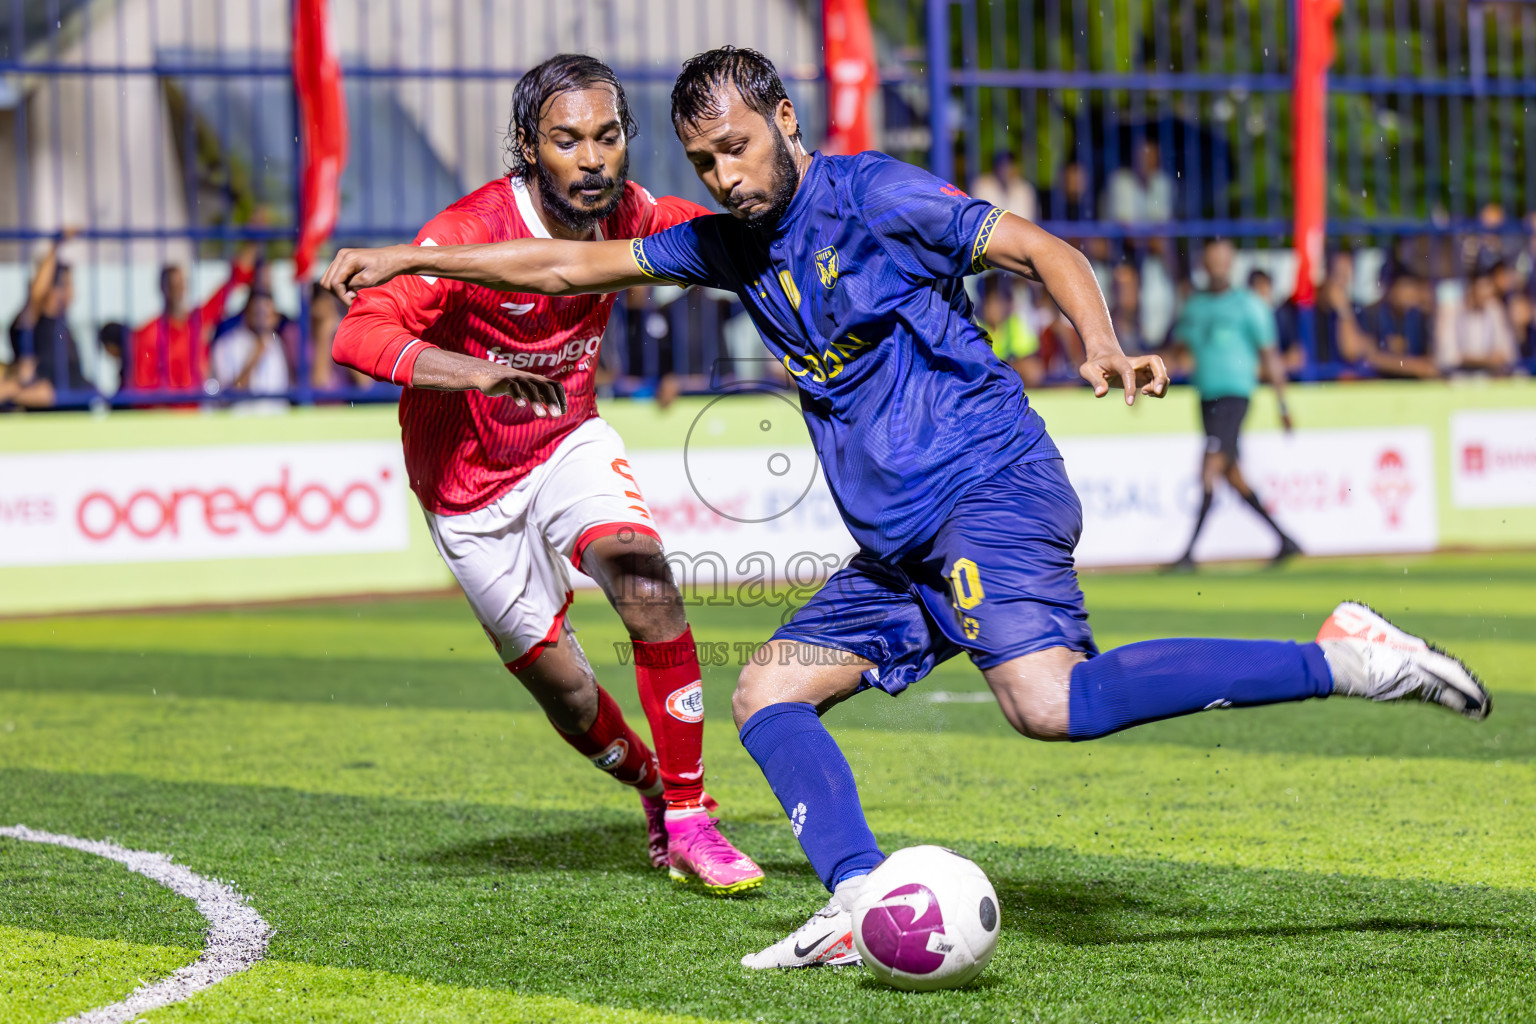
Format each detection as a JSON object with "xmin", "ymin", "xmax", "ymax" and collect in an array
[{"xmin": 2, "ymin": 0, "xmax": 1534, "ymax": 411}]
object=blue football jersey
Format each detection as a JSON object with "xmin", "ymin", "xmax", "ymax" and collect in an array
[{"xmin": 633, "ymin": 152, "xmax": 1055, "ymax": 558}]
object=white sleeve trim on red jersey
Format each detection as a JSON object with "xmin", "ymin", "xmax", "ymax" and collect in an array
[
  {"xmin": 418, "ymin": 238, "xmax": 439, "ymax": 284},
  {"xmin": 390, "ymin": 339, "xmax": 422, "ymax": 384}
]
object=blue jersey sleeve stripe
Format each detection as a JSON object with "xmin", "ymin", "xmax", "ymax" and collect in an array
[
  {"xmin": 630, "ymin": 237, "xmax": 674, "ymax": 283},
  {"xmin": 969, "ymin": 206, "xmax": 1005, "ymax": 273}
]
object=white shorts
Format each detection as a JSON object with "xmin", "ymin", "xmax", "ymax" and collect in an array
[{"xmin": 422, "ymin": 417, "xmax": 659, "ymax": 671}]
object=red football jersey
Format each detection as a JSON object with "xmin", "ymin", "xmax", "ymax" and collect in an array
[{"xmin": 333, "ymin": 177, "xmax": 708, "ymax": 515}]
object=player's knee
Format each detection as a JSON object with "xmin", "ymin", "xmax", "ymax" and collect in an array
[
  {"xmin": 585, "ymin": 534, "xmax": 688, "ymax": 641},
  {"xmin": 1002, "ymin": 702, "xmax": 1071, "ymax": 741},
  {"xmin": 731, "ymin": 664, "xmax": 766, "ymax": 731},
  {"xmin": 985, "ymin": 653, "xmax": 1077, "ymax": 741}
]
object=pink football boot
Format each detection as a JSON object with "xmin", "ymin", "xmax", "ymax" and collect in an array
[
  {"xmin": 667, "ymin": 814, "xmax": 765, "ymax": 895},
  {"xmin": 641, "ymin": 791, "xmax": 724, "ymax": 869},
  {"xmin": 640, "ymin": 792, "xmax": 670, "ymax": 868}
]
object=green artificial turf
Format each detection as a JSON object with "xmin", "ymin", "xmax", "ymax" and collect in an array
[{"xmin": 0, "ymin": 551, "xmax": 1532, "ymax": 1022}]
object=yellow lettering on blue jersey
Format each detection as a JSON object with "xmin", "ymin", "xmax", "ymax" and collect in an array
[
  {"xmin": 778, "ymin": 270, "xmax": 802, "ymax": 309},
  {"xmin": 949, "ymin": 558, "xmax": 985, "ymax": 610}
]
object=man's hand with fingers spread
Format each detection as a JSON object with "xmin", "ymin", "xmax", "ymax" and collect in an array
[
  {"xmin": 321, "ymin": 245, "xmax": 422, "ymax": 305},
  {"xmin": 474, "ymin": 364, "xmax": 568, "ymax": 417},
  {"xmin": 408, "ymin": 347, "xmax": 567, "ymax": 416},
  {"xmin": 1079, "ymin": 350, "xmax": 1170, "ymax": 405}
]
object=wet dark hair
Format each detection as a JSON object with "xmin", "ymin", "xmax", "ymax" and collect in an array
[
  {"xmin": 670, "ymin": 46, "xmax": 801, "ymax": 141},
  {"xmin": 507, "ymin": 53, "xmax": 638, "ymax": 178}
]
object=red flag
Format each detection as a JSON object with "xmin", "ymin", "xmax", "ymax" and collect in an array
[
  {"xmin": 1291, "ymin": 0, "xmax": 1339, "ymax": 306},
  {"xmin": 823, "ymin": 0, "xmax": 877, "ymax": 155},
  {"xmin": 293, "ymin": 0, "xmax": 347, "ymax": 280}
]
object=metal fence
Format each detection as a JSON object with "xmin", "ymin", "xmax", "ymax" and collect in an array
[
  {"xmin": 2, "ymin": 0, "xmax": 1533, "ymax": 409},
  {"xmin": 0, "ymin": 0, "xmax": 826, "ymax": 407}
]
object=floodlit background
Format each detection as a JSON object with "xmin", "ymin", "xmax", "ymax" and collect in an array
[{"xmin": 1, "ymin": 7, "xmax": 1534, "ymax": 1023}]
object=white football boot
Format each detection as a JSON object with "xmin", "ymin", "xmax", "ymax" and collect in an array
[
  {"xmin": 1317, "ymin": 601, "xmax": 1490, "ymax": 720},
  {"xmin": 741, "ymin": 894, "xmax": 862, "ymax": 969}
]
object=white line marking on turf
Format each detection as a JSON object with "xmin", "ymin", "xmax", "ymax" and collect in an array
[
  {"xmin": 0, "ymin": 824, "xmax": 271, "ymax": 1024},
  {"xmin": 923, "ymin": 690, "xmax": 996, "ymax": 704}
]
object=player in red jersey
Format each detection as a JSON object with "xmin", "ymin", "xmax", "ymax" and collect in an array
[{"xmin": 331, "ymin": 54, "xmax": 763, "ymax": 895}]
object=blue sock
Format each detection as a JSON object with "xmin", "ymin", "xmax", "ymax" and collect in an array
[
  {"xmin": 1068, "ymin": 639, "xmax": 1333, "ymax": 739},
  {"xmin": 739, "ymin": 703, "xmax": 884, "ymax": 891}
]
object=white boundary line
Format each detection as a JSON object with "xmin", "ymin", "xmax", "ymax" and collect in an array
[{"xmin": 0, "ymin": 824, "xmax": 271, "ymax": 1024}]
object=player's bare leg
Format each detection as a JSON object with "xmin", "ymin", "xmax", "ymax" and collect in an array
[
  {"xmin": 980, "ymin": 646, "xmax": 1082, "ymax": 740},
  {"xmin": 734, "ymin": 642, "xmax": 876, "ymax": 966},
  {"xmin": 582, "ymin": 530, "xmax": 763, "ymax": 894}
]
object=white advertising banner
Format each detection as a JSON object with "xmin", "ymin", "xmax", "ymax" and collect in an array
[
  {"xmin": 1060, "ymin": 427, "xmax": 1438, "ymax": 566},
  {"xmin": 0, "ymin": 441, "xmax": 410, "ymax": 567},
  {"xmin": 1450, "ymin": 409, "xmax": 1536, "ymax": 508},
  {"xmin": 607, "ymin": 426, "xmax": 1437, "ymax": 580},
  {"xmin": 0, "ymin": 427, "xmax": 1435, "ymax": 576},
  {"xmin": 620, "ymin": 444, "xmax": 858, "ymax": 589}
]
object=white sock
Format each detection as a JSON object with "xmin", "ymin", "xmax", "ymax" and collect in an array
[
  {"xmin": 1318, "ymin": 640, "xmax": 1367, "ymax": 696},
  {"xmin": 832, "ymin": 872, "xmax": 869, "ymax": 911},
  {"xmin": 663, "ymin": 805, "xmax": 708, "ymax": 823}
]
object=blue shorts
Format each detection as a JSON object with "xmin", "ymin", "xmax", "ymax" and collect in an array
[{"xmin": 772, "ymin": 457, "xmax": 1097, "ymax": 695}]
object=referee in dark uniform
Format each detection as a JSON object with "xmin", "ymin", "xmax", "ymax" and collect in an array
[{"xmin": 1168, "ymin": 238, "xmax": 1300, "ymax": 571}]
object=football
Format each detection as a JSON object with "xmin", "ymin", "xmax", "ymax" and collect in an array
[{"xmin": 849, "ymin": 845, "xmax": 1001, "ymax": 991}]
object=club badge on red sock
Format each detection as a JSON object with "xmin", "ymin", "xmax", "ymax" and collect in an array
[{"xmin": 552, "ymin": 686, "xmax": 660, "ymax": 792}]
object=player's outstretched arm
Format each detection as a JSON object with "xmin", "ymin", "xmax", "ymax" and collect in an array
[
  {"xmin": 983, "ymin": 213, "xmax": 1169, "ymax": 405},
  {"xmin": 321, "ymin": 238, "xmax": 650, "ymax": 305}
]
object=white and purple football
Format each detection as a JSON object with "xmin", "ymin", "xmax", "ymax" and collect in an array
[{"xmin": 849, "ymin": 845, "xmax": 1000, "ymax": 991}]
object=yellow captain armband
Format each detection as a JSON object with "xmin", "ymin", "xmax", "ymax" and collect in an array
[
  {"xmin": 969, "ymin": 206, "xmax": 1005, "ymax": 274},
  {"xmin": 630, "ymin": 238, "xmax": 669, "ymax": 282}
]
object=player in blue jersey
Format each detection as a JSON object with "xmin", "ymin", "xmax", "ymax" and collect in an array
[{"xmin": 323, "ymin": 47, "xmax": 1491, "ymax": 970}]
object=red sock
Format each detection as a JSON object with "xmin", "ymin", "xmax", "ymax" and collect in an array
[
  {"xmin": 633, "ymin": 626, "xmax": 706, "ymax": 808},
  {"xmin": 552, "ymin": 686, "xmax": 661, "ymax": 795}
]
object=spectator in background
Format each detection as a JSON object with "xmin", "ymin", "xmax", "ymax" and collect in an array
[
  {"xmin": 1359, "ymin": 268, "xmax": 1438, "ymax": 379},
  {"xmin": 1524, "ymin": 212, "xmax": 1536, "ymax": 289},
  {"xmin": 2, "ymin": 231, "xmax": 90, "ymax": 408},
  {"xmin": 618, "ymin": 285, "xmax": 689, "ymax": 406},
  {"xmin": 1103, "ymin": 139, "xmax": 1174, "ymax": 226},
  {"xmin": 1108, "ymin": 261, "xmax": 1152, "ymax": 354},
  {"xmin": 1033, "ymin": 291, "xmax": 1088, "ymax": 385},
  {"xmin": 1508, "ymin": 282, "xmax": 1533, "ymax": 359},
  {"xmin": 1044, "ymin": 160, "xmax": 1090, "ymax": 222},
  {"xmin": 130, "ymin": 244, "xmax": 257, "ymax": 395},
  {"xmin": 1436, "ymin": 262, "xmax": 1518, "ymax": 375},
  {"xmin": 97, "ymin": 322, "xmax": 126, "ymax": 367},
  {"xmin": 1464, "ymin": 202, "xmax": 1519, "ymax": 271},
  {"xmin": 970, "ymin": 150, "xmax": 1037, "ymax": 223},
  {"xmin": 210, "ymin": 289, "xmax": 291, "ymax": 406},
  {"xmin": 309, "ymin": 284, "xmax": 372, "ymax": 391},
  {"xmin": 1167, "ymin": 238, "xmax": 1300, "ymax": 572},
  {"xmin": 1103, "ymin": 140, "xmax": 1176, "ymax": 346},
  {"xmin": 1314, "ymin": 250, "xmax": 1371, "ymax": 376},
  {"xmin": 977, "ymin": 273, "xmax": 1042, "ymax": 388},
  {"xmin": 1247, "ymin": 269, "xmax": 1275, "ymax": 306}
]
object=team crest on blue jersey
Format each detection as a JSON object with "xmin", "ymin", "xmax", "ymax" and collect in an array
[{"xmin": 815, "ymin": 246, "xmax": 840, "ymax": 289}]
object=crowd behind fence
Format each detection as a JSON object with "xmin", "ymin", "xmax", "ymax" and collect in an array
[{"xmin": 2, "ymin": 0, "xmax": 1534, "ymax": 413}]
